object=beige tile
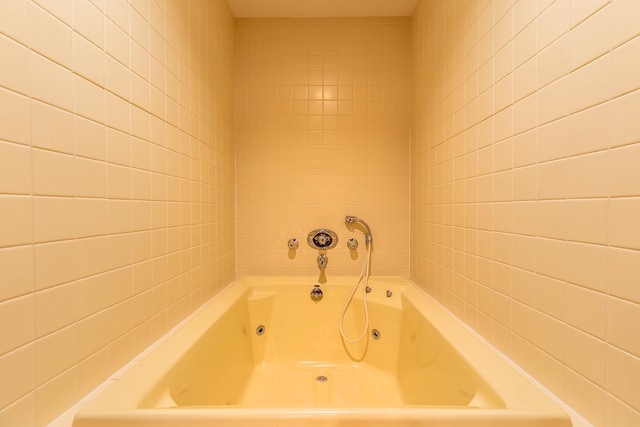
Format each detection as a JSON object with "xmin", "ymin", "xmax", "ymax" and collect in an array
[
  {"xmin": 537, "ymin": 160, "xmax": 567, "ymax": 200},
  {"xmin": 568, "ymin": 53, "xmax": 611, "ymax": 114},
  {"xmin": 608, "ymin": 247, "xmax": 640, "ymax": 303},
  {"xmin": 34, "ymin": 282, "xmax": 77, "ymax": 338},
  {"xmin": 31, "ymin": 100, "xmax": 74, "ymax": 153},
  {"xmin": 0, "ymin": 88, "xmax": 31, "ymax": 145},
  {"xmin": 33, "ymin": 149, "xmax": 75, "ymax": 196},
  {"xmin": 606, "ymin": 345, "xmax": 640, "ymax": 416},
  {"xmin": 0, "ymin": 344, "xmax": 35, "ymax": 410},
  {"xmin": 537, "ymin": 200, "xmax": 567, "ymax": 240},
  {"xmin": 33, "ymin": 196, "xmax": 76, "ymax": 243},
  {"xmin": 0, "ymin": 34, "xmax": 30, "ymax": 96},
  {"xmin": 0, "ymin": 196, "xmax": 32, "ymax": 248},
  {"xmin": 563, "ymin": 367, "xmax": 607, "ymax": 427},
  {"xmin": 0, "ymin": 141, "xmax": 30, "ymax": 195},
  {"xmin": 0, "ymin": 295, "xmax": 34, "ymax": 355},
  {"xmin": 74, "ymin": 198, "xmax": 108, "ymax": 238},
  {"xmin": 609, "ymin": 197, "xmax": 640, "ymax": 250},
  {"xmin": 607, "ymin": 394, "xmax": 640, "ymax": 427},
  {"xmin": 74, "ymin": 74, "xmax": 105, "ymax": 123},
  {"xmin": 0, "ymin": 392, "xmax": 35, "ymax": 427},
  {"xmin": 33, "ymin": 240, "xmax": 77, "ymax": 291},
  {"xmin": 566, "ymin": 199, "xmax": 607, "ymax": 245},
  {"xmin": 565, "ymin": 103, "xmax": 611, "ymax": 156},
  {"xmin": 513, "ymin": 91, "xmax": 537, "ymax": 135},
  {"xmin": 29, "ymin": 52, "xmax": 73, "ymax": 111},
  {"xmin": 568, "ymin": 4, "xmax": 612, "ymax": 71},
  {"xmin": 565, "ymin": 284, "xmax": 606, "ymax": 339},
  {"xmin": 608, "ymin": 143, "xmax": 640, "ymax": 197},
  {"xmin": 74, "ymin": 115, "xmax": 106, "ymax": 161},
  {"xmin": 77, "ymin": 300, "xmax": 132, "ymax": 360},
  {"xmin": 75, "ymin": 157, "xmax": 107, "ymax": 198},
  {"xmin": 538, "ymin": 35, "xmax": 570, "ymax": 89},
  {"xmin": 609, "ymin": 90, "xmax": 640, "ymax": 148},
  {"xmin": 0, "ymin": 0, "xmax": 29, "ymax": 44},
  {"xmin": 570, "ymin": 0, "xmax": 611, "ymax": 27},
  {"xmin": 532, "ymin": 311, "xmax": 566, "ymax": 362},
  {"xmin": 566, "ymin": 150, "xmax": 608, "ymax": 198},
  {"xmin": 609, "ymin": 0, "xmax": 640, "ymax": 50},
  {"xmin": 514, "ymin": 20, "xmax": 537, "ymax": 68},
  {"xmin": 72, "ymin": 0, "xmax": 104, "ymax": 48},
  {"xmin": 28, "ymin": 1, "xmax": 72, "ymax": 67},
  {"xmin": 607, "ymin": 297, "xmax": 640, "ymax": 357},
  {"xmin": 611, "ymin": 34, "xmax": 640, "ymax": 97},
  {"xmin": 535, "ymin": 275, "xmax": 566, "ymax": 320},
  {"xmin": 76, "ymin": 236, "xmax": 110, "ymax": 280},
  {"xmin": 538, "ymin": 0, "xmax": 570, "ymax": 50},
  {"xmin": 566, "ymin": 326, "xmax": 606, "ymax": 387},
  {"xmin": 538, "ymin": 75, "xmax": 571, "ymax": 125},
  {"xmin": 565, "ymin": 242, "xmax": 607, "ymax": 292},
  {"xmin": 0, "ymin": 246, "xmax": 33, "ymax": 302},
  {"xmin": 35, "ymin": 325, "xmax": 77, "ymax": 385},
  {"xmin": 34, "ymin": 366, "xmax": 78, "ymax": 427}
]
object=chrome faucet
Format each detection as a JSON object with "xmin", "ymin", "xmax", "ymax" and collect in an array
[
  {"xmin": 317, "ymin": 253, "xmax": 328, "ymax": 271},
  {"xmin": 310, "ymin": 284, "xmax": 323, "ymax": 302}
]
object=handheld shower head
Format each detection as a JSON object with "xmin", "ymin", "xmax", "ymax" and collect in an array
[{"xmin": 345, "ymin": 215, "xmax": 372, "ymax": 245}]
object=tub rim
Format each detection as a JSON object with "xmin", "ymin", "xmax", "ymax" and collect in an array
[{"xmin": 69, "ymin": 276, "xmax": 574, "ymax": 427}]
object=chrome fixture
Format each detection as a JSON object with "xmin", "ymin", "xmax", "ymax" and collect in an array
[
  {"xmin": 317, "ymin": 253, "xmax": 328, "ymax": 271},
  {"xmin": 345, "ymin": 216, "xmax": 372, "ymax": 245},
  {"xmin": 340, "ymin": 216, "xmax": 373, "ymax": 344},
  {"xmin": 310, "ymin": 284, "xmax": 323, "ymax": 302},
  {"xmin": 371, "ymin": 329, "xmax": 381, "ymax": 340},
  {"xmin": 308, "ymin": 229, "xmax": 338, "ymax": 271},
  {"xmin": 256, "ymin": 325, "xmax": 265, "ymax": 335},
  {"xmin": 346, "ymin": 237, "xmax": 358, "ymax": 250},
  {"xmin": 307, "ymin": 229, "xmax": 338, "ymax": 250},
  {"xmin": 287, "ymin": 237, "xmax": 299, "ymax": 250}
]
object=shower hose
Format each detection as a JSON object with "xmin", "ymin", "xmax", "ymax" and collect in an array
[{"xmin": 339, "ymin": 241, "xmax": 372, "ymax": 343}]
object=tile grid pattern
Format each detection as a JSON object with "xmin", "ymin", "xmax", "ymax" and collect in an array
[
  {"xmin": 234, "ymin": 17, "xmax": 412, "ymax": 277},
  {"xmin": 0, "ymin": 1, "xmax": 235, "ymax": 425},
  {"xmin": 411, "ymin": 0, "xmax": 640, "ymax": 425}
]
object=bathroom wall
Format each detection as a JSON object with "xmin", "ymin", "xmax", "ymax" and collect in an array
[
  {"xmin": 234, "ymin": 17, "xmax": 411, "ymax": 277},
  {"xmin": 0, "ymin": 1, "xmax": 235, "ymax": 425},
  {"xmin": 411, "ymin": 0, "xmax": 640, "ymax": 425}
]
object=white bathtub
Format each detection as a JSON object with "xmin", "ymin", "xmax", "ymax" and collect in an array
[{"xmin": 72, "ymin": 276, "xmax": 572, "ymax": 426}]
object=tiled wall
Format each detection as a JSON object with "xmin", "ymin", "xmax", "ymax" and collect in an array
[
  {"xmin": 411, "ymin": 0, "xmax": 640, "ymax": 425},
  {"xmin": 234, "ymin": 17, "xmax": 411, "ymax": 277},
  {"xmin": 0, "ymin": 1, "xmax": 235, "ymax": 425}
]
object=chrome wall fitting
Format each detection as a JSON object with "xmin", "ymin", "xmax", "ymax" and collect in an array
[
  {"xmin": 307, "ymin": 229, "xmax": 338, "ymax": 271},
  {"xmin": 317, "ymin": 253, "xmax": 328, "ymax": 271},
  {"xmin": 310, "ymin": 284, "xmax": 323, "ymax": 302},
  {"xmin": 287, "ymin": 237, "xmax": 299, "ymax": 249},
  {"xmin": 307, "ymin": 229, "xmax": 338, "ymax": 250},
  {"xmin": 347, "ymin": 237, "xmax": 358, "ymax": 250}
]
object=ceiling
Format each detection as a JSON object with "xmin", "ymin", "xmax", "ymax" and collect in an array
[{"xmin": 226, "ymin": 0, "xmax": 418, "ymax": 18}]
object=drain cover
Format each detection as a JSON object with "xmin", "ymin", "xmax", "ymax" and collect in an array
[{"xmin": 315, "ymin": 375, "xmax": 328, "ymax": 383}]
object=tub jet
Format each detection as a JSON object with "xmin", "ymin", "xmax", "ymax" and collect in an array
[{"xmin": 315, "ymin": 375, "xmax": 328, "ymax": 383}]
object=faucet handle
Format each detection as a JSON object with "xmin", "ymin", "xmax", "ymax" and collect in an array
[{"xmin": 287, "ymin": 237, "xmax": 299, "ymax": 249}]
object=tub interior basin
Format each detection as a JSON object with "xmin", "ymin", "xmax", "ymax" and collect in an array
[{"xmin": 73, "ymin": 276, "xmax": 572, "ymax": 427}]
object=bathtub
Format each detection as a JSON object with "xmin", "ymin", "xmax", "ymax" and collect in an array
[{"xmin": 72, "ymin": 276, "xmax": 572, "ymax": 427}]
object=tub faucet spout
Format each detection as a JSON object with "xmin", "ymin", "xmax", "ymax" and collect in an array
[
  {"xmin": 317, "ymin": 253, "xmax": 328, "ymax": 271},
  {"xmin": 310, "ymin": 284, "xmax": 323, "ymax": 302}
]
